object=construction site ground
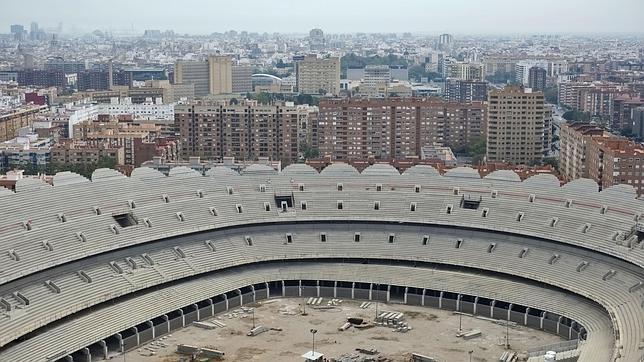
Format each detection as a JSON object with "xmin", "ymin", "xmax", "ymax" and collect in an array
[{"xmin": 123, "ymin": 298, "xmax": 564, "ymax": 362}]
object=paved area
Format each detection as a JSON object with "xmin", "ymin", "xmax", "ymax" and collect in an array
[{"xmin": 122, "ymin": 298, "xmax": 564, "ymax": 361}]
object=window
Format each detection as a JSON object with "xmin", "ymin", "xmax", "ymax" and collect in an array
[
  {"xmin": 446, "ymin": 204, "xmax": 453, "ymax": 214},
  {"xmin": 519, "ymin": 248, "xmax": 529, "ymax": 258},
  {"xmin": 388, "ymin": 234, "xmax": 395, "ymax": 243},
  {"xmin": 236, "ymin": 204, "xmax": 243, "ymax": 213},
  {"xmin": 410, "ymin": 202, "xmax": 417, "ymax": 212},
  {"xmin": 337, "ymin": 183, "xmax": 343, "ymax": 191},
  {"xmin": 264, "ymin": 202, "xmax": 271, "ymax": 212},
  {"xmin": 244, "ymin": 236, "xmax": 253, "ymax": 246},
  {"xmin": 481, "ymin": 208, "xmax": 489, "ymax": 217},
  {"xmin": 376, "ymin": 183, "xmax": 382, "ymax": 191},
  {"xmin": 209, "ymin": 207, "xmax": 218, "ymax": 216},
  {"xmin": 58, "ymin": 213, "xmax": 67, "ymax": 223},
  {"xmin": 259, "ymin": 184, "xmax": 266, "ymax": 192},
  {"xmin": 354, "ymin": 233, "xmax": 361, "ymax": 242},
  {"xmin": 285, "ymin": 233, "xmax": 293, "ymax": 244},
  {"xmin": 196, "ymin": 189, "xmax": 204, "ymax": 198},
  {"xmin": 455, "ymin": 238, "xmax": 463, "ymax": 248},
  {"xmin": 491, "ymin": 190, "xmax": 498, "ymax": 198},
  {"xmin": 516, "ymin": 212, "xmax": 524, "ymax": 222},
  {"xmin": 227, "ymin": 186, "xmax": 234, "ymax": 195},
  {"xmin": 414, "ymin": 185, "xmax": 421, "ymax": 193},
  {"xmin": 162, "ymin": 194, "xmax": 169, "ymax": 203},
  {"xmin": 337, "ymin": 200, "xmax": 343, "ymax": 210},
  {"xmin": 528, "ymin": 194, "xmax": 535, "ymax": 203},
  {"xmin": 128, "ymin": 200, "xmax": 136, "ymax": 209},
  {"xmin": 320, "ymin": 233, "xmax": 327, "ymax": 242},
  {"xmin": 113, "ymin": 212, "xmax": 137, "ymax": 228},
  {"xmin": 176, "ymin": 212, "xmax": 185, "ymax": 222},
  {"xmin": 298, "ymin": 183, "xmax": 305, "ymax": 192},
  {"xmin": 301, "ymin": 201, "xmax": 308, "ymax": 210},
  {"xmin": 488, "ymin": 243, "xmax": 496, "ymax": 253},
  {"xmin": 422, "ymin": 235, "xmax": 429, "ymax": 245},
  {"xmin": 374, "ymin": 201, "xmax": 380, "ymax": 210}
]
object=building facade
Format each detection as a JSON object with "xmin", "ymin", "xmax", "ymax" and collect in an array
[
  {"xmin": 444, "ymin": 79, "xmax": 488, "ymax": 102},
  {"xmin": 586, "ymin": 136, "xmax": 644, "ymax": 196},
  {"xmin": 486, "ymin": 86, "xmax": 547, "ymax": 165},
  {"xmin": 317, "ymin": 98, "xmax": 486, "ymax": 160},
  {"xmin": 296, "ymin": 55, "xmax": 341, "ymax": 95},
  {"xmin": 175, "ymin": 102, "xmax": 313, "ymax": 163},
  {"xmin": 528, "ymin": 66, "xmax": 547, "ymax": 91},
  {"xmin": 559, "ymin": 122, "xmax": 606, "ymax": 181}
]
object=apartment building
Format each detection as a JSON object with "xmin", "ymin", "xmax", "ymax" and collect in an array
[
  {"xmin": 316, "ymin": 97, "xmax": 486, "ymax": 160},
  {"xmin": 444, "ymin": 62, "xmax": 484, "ymax": 81},
  {"xmin": 486, "ymin": 86, "xmax": 547, "ymax": 165},
  {"xmin": 586, "ymin": 136, "xmax": 644, "ymax": 196},
  {"xmin": 444, "ymin": 79, "xmax": 488, "ymax": 102},
  {"xmin": 295, "ymin": 55, "xmax": 341, "ymax": 95},
  {"xmin": 175, "ymin": 101, "xmax": 315, "ymax": 163},
  {"xmin": 51, "ymin": 140, "xmax": 125, "ymax": 166},
  {"xmin": 0, "ymin": 105, "xmax": 48, "ymax": 142},
  {"xmin": 559, "ymin": 122, "xmax": 606, "ymax": 181},
  {"xmin": 174, "ymin": 60, "xmax": 210, "ymax": 97},
  {"xmin": 232, "ymin": 64, "xmax": 253, "ymax": 93}
]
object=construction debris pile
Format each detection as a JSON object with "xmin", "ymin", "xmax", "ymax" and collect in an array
[
  {"xmin": 331, "ymin": 347, "xmax": 393, "ymax": 362},
  {"xmin": 135, "ymin": 335, "xmax": 170, "ymax": 357},
  {"xmin": 375, "ymin": 311, "xmax": 412, "ymax": 332},
  {"xmin": 176, "ymin": 343, "xmax": 225, "ymax": 360}
]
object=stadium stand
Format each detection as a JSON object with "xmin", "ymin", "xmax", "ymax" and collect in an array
[{"xmin": 0, "ymin": 165, "xmax": 642, "ymax": 361}]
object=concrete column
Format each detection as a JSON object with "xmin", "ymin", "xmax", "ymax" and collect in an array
[
  {"xmin": 298, "ymin": 280, "xmax": 303, "ymax": 297},
  {"xmin": 281, "ymin": 281, "xmax": 285, "ymax": 297},
  {"xmin": 490, "ymin": 300, "xmax": 496, "ymax": 318},
  {"xmin": 369, "ymin": 283, "xmax": 373, "ymax": 300},
  {"xmin": 146, "ymin": 320, "xmax": 154, "ymax": 339},
  {"xmin": 540, "ymin": 311, "xmax": 546, "ymax": 330},
  {"xmin": 569, "ymin": 321, "xmax": 576, "ymax": 339},
  {"xmin": 132, "ymin": 326, "xmax": 139, "ymax": 346},
  {"xmin": 439, "ymin": 291, "xmax": 444, "ymax": 309},
  {"xmin": 351, "ymin": 282, "xmax": 355, "ymax": 299},
  {"xmin": 237, "ymin": 289, "xmax": 243, "ymax": 306},
  {"xmin": 265, "ymin": 282, "xmax": 270, "ymax": 298},
  {"xmin": 193, "ymin": 304, "xmax": 199, "ymax": 321},
  {"xmin": 421, "ymin": 289, "xmax": 426, "ymax": 306},
  {"xmin": 64, "ymin": 356, "xmax": 73, "ymax": 362},
  {"xmin": 507, "ymin": 304, "xmax": 513, "ymax": 321},
  {"xmin": 524, "ymin": 308, "xmax": 530, "ymax": 326},
  {"xmin": 162, "ymin": 315, "xmax": 169, "ymax": 334},
  {"xmin": 250, "ymin": 285, "xmax": 256, "ymax": 302},
  {"xmin": 209, "ymin": 299, "xmax": 215, "ymax": 317},
  {"xmin": 316, "ymin": 280, "xmax": 320, "ymax": 297},
  {"xmin": 404, "ymin": 287, "xmax": 409, "ymax": 304},
  {"xmin": 456, "ymin": 294, "xmax": 462, "ymax": 311},
  {"xmin": 82, "ymin": 347, "xmax": 91, "ymax": 362},
  {"xmin": 224, "ymin": 294, "xmax": 229, "ymax": 311},
  {"xmin": 333, "ymin": 281, "xmax": 337, "ymax": 298},
  {"xmin": 99, "ymin": 340, "xmax": 108, "ymax": 360},
  {"xmin": 557, "ymin": 316, "xmax": 563, "ymax": 334},
  {"xmin": 116, "ymin": 332, "xmax": 123, "ymax": 354},
  {"xmin": 473, "ymin": 297, "xmax": 479, "ymax": 314},
  {"xmin": 386, "ymin": 285, "xmax": 391, "ymax": 302},
  {"xmin": 178, "ymin": 309, "xmax": 185, "ymax": 327}
]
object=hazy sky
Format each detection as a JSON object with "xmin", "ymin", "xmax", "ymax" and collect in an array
[{"xmin": 2, "ymin": 0, "xmax": 644, "ymax": 35}]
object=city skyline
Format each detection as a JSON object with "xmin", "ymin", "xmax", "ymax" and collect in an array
[{"xmin": 3, "ymin": 0, "xmax": 644, "ymax": 35}]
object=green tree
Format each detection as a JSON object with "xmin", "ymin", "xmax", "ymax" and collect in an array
[
  {"xmin": 300, "ymin": 142, "xmax": 319, "ymax": 160},
  {"xmin": 543, "ymin": 86, "xmax": 558, "ymax": 104},
  {"xmin": 562, "ymin": 110, "xmax": 591, "ymax": 122}
]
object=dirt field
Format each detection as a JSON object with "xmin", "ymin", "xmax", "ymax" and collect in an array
[{"xmin": 121, "ymin": 298, "xmax": 563, "ymax": 361}]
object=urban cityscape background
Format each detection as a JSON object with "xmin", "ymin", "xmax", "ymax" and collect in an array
[{"xmin": 1, "ymin": 1, "xmax": 644, "ymax": 196}]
